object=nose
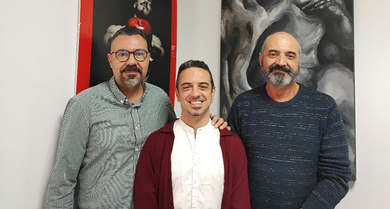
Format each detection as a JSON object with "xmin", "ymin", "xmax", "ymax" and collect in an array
[
  {"xmin": 276, "ymin": 54, "xmax": 287, "ymax": 66},
  {"xmin": 125, "ymin": 53, "xmax": 137, "ymax": 65},
  {"xmin": 190, "ymin": 87, "xmax": 201, "ymax": 98}
]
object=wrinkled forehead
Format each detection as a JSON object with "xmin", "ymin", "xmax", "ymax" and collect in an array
[
  {"xmin": 264, "ymin": 32, "xmax": 301, "ymax": 55},
  {"xmin": 178, "ymin": 67, "xmax": 211, "ymax": 84},
  {"xmin": 111, "ymin": 34, "xmax": 148, "ymax": 50}
]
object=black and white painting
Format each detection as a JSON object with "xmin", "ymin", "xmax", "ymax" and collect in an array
[{"xmin": 220, "ymin": 0, "xmax": 356, "ymax": 180}]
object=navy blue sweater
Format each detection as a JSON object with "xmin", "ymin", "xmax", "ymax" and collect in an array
[{"xmin": 228, "ymin": 83, "xmax": 351, "ymax": 209}]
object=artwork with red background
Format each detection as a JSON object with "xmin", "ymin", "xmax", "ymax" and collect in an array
[{"xmin": 77, "ymin": 0, "xmax": 177, "ymax": 104}]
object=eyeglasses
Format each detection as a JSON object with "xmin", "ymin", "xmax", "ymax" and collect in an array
[{"xmin": 110, "ymin": 49, "xmax": 149, "ymax": 62}]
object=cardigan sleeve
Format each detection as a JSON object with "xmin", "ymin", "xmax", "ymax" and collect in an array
[
  {"xmin": 301, "ymin": 102, "xmax": 351, "ymax": 209},
  {"xmin": 223, "ymin": 132, "xmax": 251, "ymax": 209},
  {"xmin": 133, "ymin": 133, "xmax": 159, "ymax": 209}
]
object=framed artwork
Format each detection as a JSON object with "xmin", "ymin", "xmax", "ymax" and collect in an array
[
  {"xmin": 220, "ymin": 0, "xmax": 356, "ymax": 180},
  {"xmin": 77, "ymin": 0, "xmax": 177, "ymax": 104}
]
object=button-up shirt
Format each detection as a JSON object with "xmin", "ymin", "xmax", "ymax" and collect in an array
[
  {"xmin": 171, "ymin": 119, "xmax": 224, "ymax": 209},
  {"xmin": 46, "ymin": 77, "xmax": 176, "ymax": 209}
]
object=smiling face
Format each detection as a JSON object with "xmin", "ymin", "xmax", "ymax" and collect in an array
[
  {"xmin": 107, "ymin": 34, "xmax": 150, "ymax": 90},
  {"xmin": 259, "ymin": 32, "xmax": 300, "ymax": 89},
  {"xmin": 176, "ymin": 67, "xmax": 215, "ymax": 123}
]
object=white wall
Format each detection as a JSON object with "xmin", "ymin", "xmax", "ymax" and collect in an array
[
  {"xmin": 174, "ymin": 0, "xmax": 222, "ymax": 117},
  {"xmin": 336, "ymin": 1, "xmax": 390, "ymax": 208},
  {"xmin": 0, "ymin": 0, "xmax": 388, "ymax": 208},
  {"xmin": 0, "ymin": 1, "xmax": 79, "ymax": 208}
]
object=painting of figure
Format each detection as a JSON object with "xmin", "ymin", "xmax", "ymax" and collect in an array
[{"xmin": 220, "ymin": 0, "xmax": 356, "ymax": 180}]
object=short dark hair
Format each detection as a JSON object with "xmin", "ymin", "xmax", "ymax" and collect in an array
[
  {"xmin": 176, "ymin": 60, "xmax": 214, "ymax": 89},
  {"xmin": 110, "ymin": 26, "xmax": 148, "ymax": 50}
]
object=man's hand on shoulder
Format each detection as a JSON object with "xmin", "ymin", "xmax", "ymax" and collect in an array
[{"xmin": 210, "ymin": 113, "xmax": 231, "ymax": 131}]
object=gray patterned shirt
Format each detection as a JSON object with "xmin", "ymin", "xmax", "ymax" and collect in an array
[{"xmin": 45, "ymin": 77, "xmax": 176, "ymax": 209}]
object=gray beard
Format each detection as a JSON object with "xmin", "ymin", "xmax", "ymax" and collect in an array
[
  {"xmin": 262, "ymin": 66, "xmax": 299, "ymax": 89},
  {"xmin": 268, "ymin": 72, "xmax": 293, "ymax": 89},
  {"xmin": 121, "ymin": 74, "xmax": 142, "ymax": 87}
]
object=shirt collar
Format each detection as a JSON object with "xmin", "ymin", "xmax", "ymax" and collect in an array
[
  {"xmin": 160, "ymin": 119, "xmax": 233, "ymax": 137},
  {"xmin": 177, "ymin": 118, "xmax": 213, "ymax": 134},
  {"xmin": 109, "ymin": 76, "xmax": 148, "ymax": 106}
]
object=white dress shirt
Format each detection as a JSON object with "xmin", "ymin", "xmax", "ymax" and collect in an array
[{"xmin": 171, "ymin": 119, "xmax": 224, "ymax": 209}]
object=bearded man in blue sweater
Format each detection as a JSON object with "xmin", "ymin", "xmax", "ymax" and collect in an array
[{"xmin": 227, "ymin": 32, "xmax": 351, "ymax": 209}]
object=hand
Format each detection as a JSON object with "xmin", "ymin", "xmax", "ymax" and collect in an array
[
  {"xmin": 151, "ymin": 34, "xmax": 165, "ymax": 57},
  {"xmin": 302, "ymin": 0, "xmax": 334, "ymax": 10},
  {"xmin": 103, "ymin": 25, "xmax": 125, "ymax": 45},
  {"xmin": 301, "ymin": 0, "xmax": 343, "ymax": 16},
  {"xmin": 210, "ymin": 114, "xmax": 231, "ymax": 131}
]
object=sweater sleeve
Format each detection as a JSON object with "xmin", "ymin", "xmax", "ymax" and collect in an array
[
  {"xmin": 133, "ymin": 134, "xmax": 159, "ymax": 209},
  {"xmin": 301, "ymin": 102, "xmax": 351, "ymax": 209},
  {"xmin": 227, "ymin": 99, "xmax": 241, "ymax": 136}
]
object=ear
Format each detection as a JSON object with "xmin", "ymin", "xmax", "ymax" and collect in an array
[
  {"xmin": 211, "ymin": 86, "xmax": 216, "ymax": 101},
  {"xmin": 147, "ymin": 52, "xmax": 151, "ymax": 61},
  {"xmin": 107, "ymin": 53, "xmax": 113, "ymax": 68},
  {"xmin": 175, "ymin": 88, "xmax": 180, "ymax": 102},
  {"xmin": 258, "ymin": 53, "xmax": 263, "ymax": 66}
]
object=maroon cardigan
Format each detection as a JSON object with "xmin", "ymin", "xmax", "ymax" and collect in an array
[{"xmin": 133, "ymin": 120, "xmax": 250, "ymax": 209}]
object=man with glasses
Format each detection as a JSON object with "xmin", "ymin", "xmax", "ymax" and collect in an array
[{"xmin": 45, "ymin": 26, "xmax": 227, "ymax": 208}]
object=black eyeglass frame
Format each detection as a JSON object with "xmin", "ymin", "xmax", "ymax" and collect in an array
[{"xmin": 109, "ymin": 49, "xmax": 149, "ymax": 62}]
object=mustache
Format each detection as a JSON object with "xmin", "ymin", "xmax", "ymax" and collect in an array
[
  {"xmin": 120, "ymin": 65, "xmax": 142, "ymax": 74},
  {"xmin": 269, "ymin": 64, "xmax": 292, "ymax": 74}
]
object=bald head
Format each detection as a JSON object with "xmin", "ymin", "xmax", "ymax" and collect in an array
[
  {"xmin": 259, "ymin": 32, "xmax": 301, "ymax": 89},
  {"xmin": 261, "ymin": 32, "xmax": 301, "ymax": 58}
]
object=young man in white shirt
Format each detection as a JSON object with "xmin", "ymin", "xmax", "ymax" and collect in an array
[{"xmin": 133, "ymin": 60, "xmax": 250, "ymax": 209}]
